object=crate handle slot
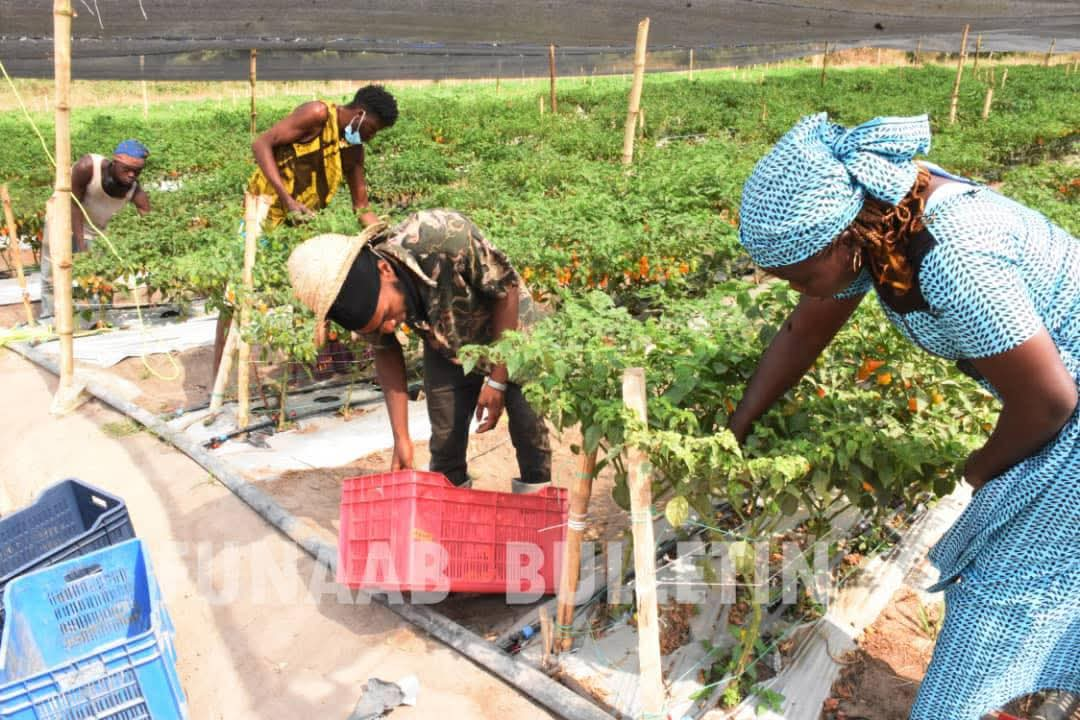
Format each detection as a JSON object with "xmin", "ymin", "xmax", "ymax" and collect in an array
[
  {"xmin": 90, "ymin": 495, "xmax": 108, "ymax": 509},
  {"xmin": 64, "ymin": 563, "xmax": 103, "ymax": 584}
]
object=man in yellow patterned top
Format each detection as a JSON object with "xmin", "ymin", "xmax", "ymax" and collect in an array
[
  {"xmin": 215, "ymin": 86, "xmax": 399, "ymax": 370},
  {"xmin": 248, "ymin": 84, "xmax": 398, "ymax": 229}
]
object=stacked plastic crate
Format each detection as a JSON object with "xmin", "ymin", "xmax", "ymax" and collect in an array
[{"xmin": 0, "ymin": 479, "xmax": 187, "ymax": 719}]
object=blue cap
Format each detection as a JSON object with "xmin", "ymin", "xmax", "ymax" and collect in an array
[{"xmin": 114, "ymin": 139, "xmax": 150, "ymax": 159}]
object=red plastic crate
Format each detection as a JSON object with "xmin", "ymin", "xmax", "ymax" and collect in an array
[{"xmin": 338, "ymin": 470, "xmax": 568, "ymax": 594}]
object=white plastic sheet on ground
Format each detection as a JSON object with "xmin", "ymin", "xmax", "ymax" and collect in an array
[
  {"xmin": 0, "ymin": 273, "xmax": 41, "ymax": 304},
  {"xmin": 172, "ymin": 400, "xmax": 433, "ymax": 479},
  {"xmin": 35, "ymin": 315, "xmax": 217, "ymax": 367}
]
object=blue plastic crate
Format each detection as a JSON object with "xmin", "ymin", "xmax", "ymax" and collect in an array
[
  {"xmin": 0, "ymin": 479, "xmax": 136, "ymax": 634},
  {"xmin": 0, "ymin": 539, "xmax": 187, "ymax": 719}
]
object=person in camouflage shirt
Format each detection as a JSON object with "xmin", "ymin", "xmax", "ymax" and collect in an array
[{"xmin": 287, "ymin": 209, "xmax": 552, "ymax": 492}]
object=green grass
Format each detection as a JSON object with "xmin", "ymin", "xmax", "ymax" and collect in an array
[{"xmin": 100, "ymin": 418, "xmax": 143, "ymax": 438}]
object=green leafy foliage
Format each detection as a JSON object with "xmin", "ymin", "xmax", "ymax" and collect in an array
[{"xmin": 464, "ymin": 284, "xmax": 994, "ymax": 531}]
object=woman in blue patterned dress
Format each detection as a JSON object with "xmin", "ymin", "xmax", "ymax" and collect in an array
[{"xmin": 728, "ymin": 113, "xmax": 1079, "ymax": 719}]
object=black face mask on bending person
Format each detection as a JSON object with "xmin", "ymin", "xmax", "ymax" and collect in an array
[
  {"xmin": 326, "ymin": 247, "xmax": 382, "ymax": 332},
  {"xmin": 391, "ymin": 260, "xmax": 427, "ymax": 326},
  {"xmin": 326, "ymin": 247, "xmax": 427, "ymax": 333}
]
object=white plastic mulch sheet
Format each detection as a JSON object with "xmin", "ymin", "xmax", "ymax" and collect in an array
[
  {"xmin": 0, "ymin": 273, "xmax": 41, "ymax": 304},
  {"xmin": 35, "ymin": 315, "xmax": 217, "ymax": 367},
  {"xmin": 171, "ymin": 399, "xmax": 433, "ymax": 478}
]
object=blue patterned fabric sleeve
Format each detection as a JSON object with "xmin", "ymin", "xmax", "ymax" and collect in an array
[
  {"xmin": 919, "ymin": 240, "xmax": 1043, "ymax": 359},
  {"xmin": 833, "ymin": 267, "xmax": 872, "ymax": 300}
]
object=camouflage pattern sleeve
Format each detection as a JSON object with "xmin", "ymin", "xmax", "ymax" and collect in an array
[{"xmin": 460, "ymin": 215, "xmax": 521, "ymax": 299}]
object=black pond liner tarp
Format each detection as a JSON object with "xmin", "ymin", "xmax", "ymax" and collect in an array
[{"xmin": 1, "ymin": 0, "xmax": 1077, "ymax": 79}]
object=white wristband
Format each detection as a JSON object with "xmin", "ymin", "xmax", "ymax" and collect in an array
[{"xmin": 485, "ymin": 377, "xmax": 508, "ymax": 392}]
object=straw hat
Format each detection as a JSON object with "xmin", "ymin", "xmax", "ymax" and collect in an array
[{"xmin": 287, "ymin": 221, "xmax": 387, "ymax": 344}]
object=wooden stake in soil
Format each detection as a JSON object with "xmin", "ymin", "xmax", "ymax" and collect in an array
[
  {"xmin": 972, "ymin": 34, "xmax": 982, "ymax": 74},
  {"xmin": 820, "ymin": 42, "xmax": 829, "ymax": 87},
  {"xmin": 688, "ymin": 47, "xmax": 694, "ymax": 81},
  {"xmin": 621, "ymin": 18, "xmax": 650, "ymax": 166},
  {"xmin": 915, "ymin": 36, "xmax": 923, "ymax": 65},
  {"xmin": 555, "ymin": 448, "xmax": 599, "ymax": 652},
  {"xmin": 622, "ymin": 368, "xmax": 664, "ymax": 718},
  {"xmin": 236, "ymin": 193, "xmax": 269, "ymax": 430},
  {"xmin": 981, "ymin": 85, "xmax": 994, "ymax": 120},
  {"xmin": 1001, "ymin": 67, "xmax": 1008, "ymax": 89},
  {"xmin": 139, "ymin": 54, "xmax": 149, "ymax": 120},
  {"xmin": 539, "ymin": 605, "xmax": 554, "ymax": 671},
  {"xmin": 948, "ymin": 24, "xmax": 970, "ymax": 125},
  {"xmin": 876, "ymin": 47, "xmax": 882, "ymax": 66},
  {"xmin": 1044, "ymin": 38, "xmax": 1056, "ymax": 67},
  {"xmin": 548, "ymin": 43, "xmax": 557, "ymax": 114},
  {"xmin": 1, "ymin": 185, "xmax": 35, "ymax": 326},
  {"xmin": 539, "ymin": 95, "xmax": 545, "ymax": 115},
  {"xmin": 50, "ymin": 0, "xmax": 83, "ymax": 415},
  {"xmin": 249, "ymin": 49, "xmax": 258, "ymax": 136},
  {"xmin": 208, "ymin": 321, "xmax": 239, "ymax": 415}
]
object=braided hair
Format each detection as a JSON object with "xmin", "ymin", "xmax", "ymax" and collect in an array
[{"xmin": 838, "ymin": 167, "xmax": 933, "ymax": 294}]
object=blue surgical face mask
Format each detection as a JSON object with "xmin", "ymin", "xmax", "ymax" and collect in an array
[{"xmin": 344, "ymin": 111, "xmax": 366, "ymax": 146}]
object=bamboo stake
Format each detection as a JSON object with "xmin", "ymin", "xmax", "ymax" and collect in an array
[
  {"xmin": 249, "ymin": 49, "xmax": 258, "ymax": 136},
  {"xmin": 1044, "ymin": 38, "xmax": 1055, "ymax": 67},
  {"xmin": 1, "ymin": 186, "xmax": 35, "ymax": 326},
  {"xmin": 981, "ymin": 85, "xmax": 994, "ymax": 120},
  {"xmin": 556, "ymin": 448, "xmax": 599, "ymax": 652},
  {"xmin": 761, "ymin": 100, "xmax": 768, "ymax": 123},
  {"xmin": 621, "ymin": 18, "xmax": 650, "ymax": 166},
  {"xmin": 539, "ymin": 95, "xmax": 545, "ymax": 115},
  {"xmin": 876, "ymin": 47, "xmax": 882, "ymax": 66},
  {"xmin": 236, "ymin": 193, "xmax": 268, "ymax": 430},
  {"xmin": 622, "ymin": 368, "xmax": 664, "ymax": 718},
  {"xmin": 539, "ymin": 606, "xmax": 554, "ymax": 671},
  {"xmin": 820, "ymin": 42, "xmax": 829, "ymax": 86},
  {"xmin": 1001, "ymin": 67, "xmax": 1008, "ymax": 89},
  {"xmin": 548, "ymin": 43, "xmax": 557, "ymax": 114},
  {"xmin": 208, "ymin": 321, "xmax": 239, "ymax": 414},
  {"xmin": 688, "ymin": 48, "xmax": 694, "ymax": 81},
  {"xmin": 139, "ymin": 54, "xmax": 148, "ymax": 120},
  {"xmin": 972, "ymin": 34, "xmax": 982, "ymax": 74},
  {"xmin": 50, "ymin": 0, "xmax": 82, "ymax": 415},
  {"xmin": 949, "ymin": 24, "xmax": 970, "ymax": 125}
]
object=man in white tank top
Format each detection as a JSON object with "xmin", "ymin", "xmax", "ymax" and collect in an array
[{"xmin": 40, "ymin": 139, "xmax": 152, "ymax": 319}]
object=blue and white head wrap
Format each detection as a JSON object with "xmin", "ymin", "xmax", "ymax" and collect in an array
[
  {"xmin": 113, "ymin": 139, "xmax": 150, "ymax": 160},
  {"xmin": 738, "ymin": 113, "xmax": 931, "ymax": 268}
]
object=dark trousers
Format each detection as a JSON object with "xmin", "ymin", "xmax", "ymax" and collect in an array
[{"xmin": 423, "ymin": 341, "xmax": 552, "ymax": 487}]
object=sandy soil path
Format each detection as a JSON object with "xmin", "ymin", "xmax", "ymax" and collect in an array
[{"xmin": 0, "ymin": 349, "xmax": 555, "ymax": 720}]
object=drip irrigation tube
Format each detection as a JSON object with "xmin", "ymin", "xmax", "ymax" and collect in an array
[{"xmin": 6, "ymin": 340, "xmax": 614, "ymax": 720}]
